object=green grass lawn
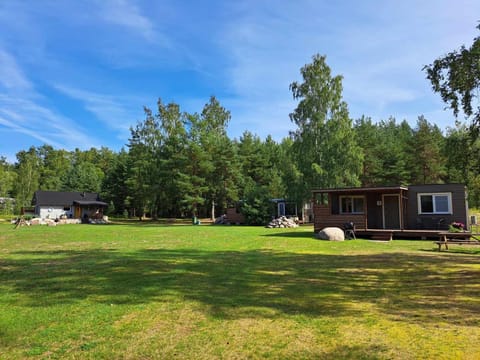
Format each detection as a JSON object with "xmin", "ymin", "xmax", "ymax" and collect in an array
[{"xmin": 1, "ymin": 222, "xmax": 479, "ymax": 359}]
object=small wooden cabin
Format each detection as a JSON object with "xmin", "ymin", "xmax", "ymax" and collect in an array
[
  {"xmin": 225, "ymin": 205, "xmax": 245, "ymax": 224},
  {"xmin": 312, "ymin": 184, "xmax": 469, "ymax": 236}
]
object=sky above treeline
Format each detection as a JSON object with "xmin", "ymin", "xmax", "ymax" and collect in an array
[{"xmin": 1, "ymin": 0, "xmax": 479, "ymax": 162}]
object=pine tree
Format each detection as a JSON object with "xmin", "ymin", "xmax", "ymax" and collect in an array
[{"xmin": 411, "ymin": 116, "xmax": 446, "ymax": 184}]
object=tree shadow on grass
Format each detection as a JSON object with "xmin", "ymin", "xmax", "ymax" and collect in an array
[
  {"xmin": 319, "ymin": 344, "xmax": 389, "ymax": 360},
  {"xmin": 1, "ymin": 248, "xmax": 479, "ymax": 326}
]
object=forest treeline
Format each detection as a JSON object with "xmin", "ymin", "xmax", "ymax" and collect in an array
[{"xmin": 1, "ymin": 53, "xmax": 480, "ymax": 223}]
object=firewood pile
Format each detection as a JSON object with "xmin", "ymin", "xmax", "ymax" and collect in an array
[{"xmin": 266, "ymin": 216, "xmax": 299, "ymax": 228}]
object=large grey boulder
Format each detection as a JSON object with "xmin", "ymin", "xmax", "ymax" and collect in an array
[{"xmin": 317, "ymin": 227, "xmax": 345, "ymax": 241}]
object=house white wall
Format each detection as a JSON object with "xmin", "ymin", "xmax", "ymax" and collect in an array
[{"xmin": 38, "ymin": 206, "xmax": 72, "ymax": 219}]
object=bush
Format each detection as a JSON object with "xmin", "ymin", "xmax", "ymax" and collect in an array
[{"xmin": 241, "ymin": 185, "xmax": 272, "ymax": 225}]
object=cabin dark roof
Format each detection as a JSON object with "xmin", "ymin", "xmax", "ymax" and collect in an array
[
  {"xmin": 32, "ymin": 191, "xmax": 105, "ymax": 206},
  {"xmin": 312, "ymin": 186, "xmax": 408, "ymax": 194}
]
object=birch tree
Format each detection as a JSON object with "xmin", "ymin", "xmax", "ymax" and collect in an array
[{"xmin": 289, "ymin": 54, "xmax": 363, "ymax": 198}]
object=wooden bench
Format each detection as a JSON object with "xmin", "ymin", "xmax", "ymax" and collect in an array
[{"xmin": 435, "ymin": 232, "xmax": 480, "ymax": 250}]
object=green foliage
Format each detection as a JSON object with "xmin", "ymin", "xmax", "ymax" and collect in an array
[
  {"xmin": 424, "ymin": 24, "xmax": 480, "ymax": 132},
  {"xmin": 200, "ymin": 96, "xmax": 240, "ymax": 218},
  {"xmin": 13, "ymin": 147, "xmax": 40, "ymax": 211},
  {"xmin": 37, "ymin": 145, "xmax": 71, "ymax": 190},
  {"xmin": 411, "ymin": 115, "xmax": 446, "ymax": 184},
  {"xmin": 354, "ymin": 116, "xmax": 383, "ymax": 186},
  {"xmin": 106, "ymin": 200, "xmax": 115, "ymax": 215},
  {"xmin": 289, "ymin": 54, "xmax": 363, "ymax": 199},
  {"xmin": 442, "ymin": 123, "xmax": 480, "ymax": 207},
  {"xmin": 101, "ymin": 149, "xmax": 129, "ymax": 215},
  {"xmin": 0, "ymin": 157, "xmax": 16, "ymax": 198},
  {"xmin": 277, "ymin": 138, "xmax": 303, "ymax": 208},
  {"xmin": 0, "ymin": 197, "xmax": 14, "ymax": 215},
  {"xmin": 240, "ymin": 181, "xmax": 273, "ymax": 225},
  {"xmin": 375, "ymin": 118, "xmax": 413, "ymax": 185},
  {"xmin": 123, "ymin": 97, "xmax": 241, "ymax": 219},
  {"xmin": 235, "ymin": 132, "xmax": 293, "ymax": 224},
  {"xmin": 444, "ymin": 122, "xmax": 470, "ymax": 183},
  {"xmin": 354, "ymin": 116, "xmax": 450, "ymax": 187},
  {"xmin": 62, "ymin": 161, "xmax": 104, "ymax": 193}
]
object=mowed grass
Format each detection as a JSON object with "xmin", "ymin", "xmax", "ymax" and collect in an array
[{"xmin": 1, "ymin": 223, "xmax": 479, "ymax": 359}]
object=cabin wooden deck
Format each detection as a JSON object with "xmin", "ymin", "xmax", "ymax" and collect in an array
[{"xmin": 353, "ymin": 228, "xmax": 464, "ymax": 241}]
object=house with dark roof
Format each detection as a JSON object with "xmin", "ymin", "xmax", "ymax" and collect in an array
[{"xmin": 32, "ymin": 191, "xmax": 108, "ymax": 220}]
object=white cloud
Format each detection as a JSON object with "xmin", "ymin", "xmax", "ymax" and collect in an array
[
  {"xmin": 96, "ymin": 0, "xmax": 156, "ymax": 42},
  {"xmin": 0, "ymin": 50, "xmax": 33, "ymax": 91},
  {"xmin": 0, "ymin": 115, "xmax": 57, "ymax": 146},
  {"xmin": 0, "ymin": 95, "xmax": 98, "ymax": 149},
  {"xmin": 94, "ymin": 0, "xmax": 169, "ymax": 45},
  {"xmin": 53, "ymin": 84, "xmax": 143, "ymax": 135},
  {"xmin": 0, "ymin": 49, "xmax": 101, "ymax": 154}
]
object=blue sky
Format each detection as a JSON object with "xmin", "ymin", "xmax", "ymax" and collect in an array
[{"xmin": 1, "ymin": 0, "xmax": 479, "ymax": 162}]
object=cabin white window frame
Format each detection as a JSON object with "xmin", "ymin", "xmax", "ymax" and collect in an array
[
  {"xmin": 417, "ymin": 192, "xmax": 452, "ymax": 214},
  {"xmin": 339, "ymin": 195, "xmax": 365, "ymax": 214}
]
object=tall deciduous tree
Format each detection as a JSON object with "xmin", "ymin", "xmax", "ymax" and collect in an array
[
  {"xmin": 0, "ymin": 157, "xmax": 16, "ymax": 198},
  {"xmin": 424, "ymin": 24, "xmax": 480, "ymax": 133},
  {"xmin": 0, "ymin": 157, "xmax": 17, "ymax": 214},
  {"xmin": 289, "ymin": 54, "xmax": 363, "ymax": 199},
  {"xmin": 443, "ymin": 122, "xmax": 480, "ymax": 207},
  {"xmin": 14, "ymin": 147, "xmax": 41, "ymax": 211},
  {"xmin": 37, "ymin": 145, "xmax": 71, "ymax": 190},
  {"xmin": 62, "ymin": 161, "xmax": 104, "ymax": 193}
]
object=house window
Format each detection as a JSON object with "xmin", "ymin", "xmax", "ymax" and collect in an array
[
  {"xmin": 315, "ymin": 193, "xmax": 329, "ymax": 206},
  {"xmin": 418, "ymin": 193, "xmax": 452, "ymax": 214},
  {"xmin": 340, "ymin": 196, "xmax": 364, "ymax": 214}
]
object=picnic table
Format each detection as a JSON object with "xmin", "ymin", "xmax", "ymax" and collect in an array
[{"xmin": 435, "ymin": 231, "xmax": 480, "ymax": 250}]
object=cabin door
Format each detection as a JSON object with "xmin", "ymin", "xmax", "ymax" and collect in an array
[
  {"xmin": 278, "ymin": 202, "xmax": 286, "ymax": 217},
  {"xmin": 382, "ymin": 194, "xmax": 401, "ymax": 229}
]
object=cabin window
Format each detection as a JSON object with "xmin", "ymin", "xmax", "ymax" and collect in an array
[
  {"xmin": 418, "ymin": 193, "xmax": 452, "ymax": 214},
  {"xmin": 339, "ymin": 196, "xmax": 364, "ymax": 214},
  {"xmin": 315, "ymin": 193, "xmax": 329, "ymax": 206}
]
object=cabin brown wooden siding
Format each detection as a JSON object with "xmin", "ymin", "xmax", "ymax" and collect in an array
[
  {"xmin": 225, "ymin": 207, "xmax": 245, "ymax": 224},
  {"xmin": 312, "ymin": 184, "xmax": 468, "ymax": 234},
  {"xmin": 313, "ymin": 203, "xmax": 366, "ymax": 233}
]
